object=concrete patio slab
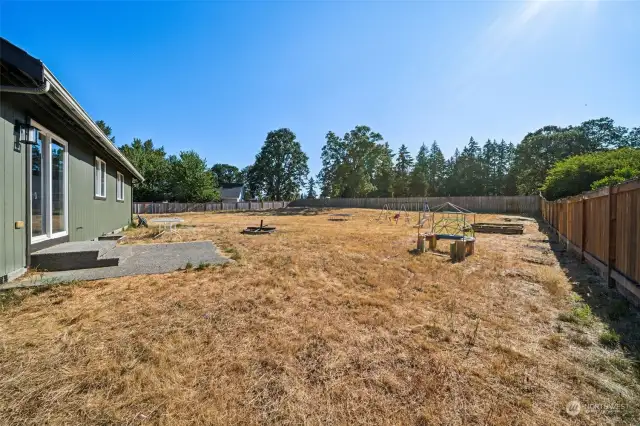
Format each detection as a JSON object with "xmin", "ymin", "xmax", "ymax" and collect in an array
[
  {"xmin": 2, "ymin": 241, "xmax": 229, "ymax": 289},
  {"xmin": 31, "ymin": 240, "xmax": 117, "ymax": 254}
]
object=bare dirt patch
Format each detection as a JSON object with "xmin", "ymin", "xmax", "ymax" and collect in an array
[{"xmin": 1, "ymin": 209, "xmax": 638, "ymax": 425}]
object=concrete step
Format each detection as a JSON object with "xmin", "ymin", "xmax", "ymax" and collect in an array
[
  {"xmin": 98, "ymin": 234, "xmax": 125, "ymax": 241},
  {"xmin": 31, "ymin": 241, "xmax": 121, "ymax": 272}
]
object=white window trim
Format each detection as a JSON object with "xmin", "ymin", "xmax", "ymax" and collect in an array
[
  {"xmin": 116, "ymin": 172, "xmax": 125, "ymax": 201},
  {"xmin": 95, "ymin": 156, "xmax": 107, "ymax": 199},
  {"xmin": 28, "ymin": 119, "xmax": 69, "ymax": 243}
]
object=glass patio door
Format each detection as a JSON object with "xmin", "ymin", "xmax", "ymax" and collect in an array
[
  {"xmin": 30, "ymin": 123, "xmax": 68, "ymax": 243},
  {"xmin": 31, "ymin": 133, "xmax": 46, "ymax": 239},
  {"xmin": 51, "ymin": 140, "xmax": 66, "ymax": 235}
]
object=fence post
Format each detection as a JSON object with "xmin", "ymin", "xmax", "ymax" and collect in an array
[
  {"xmin": 563, "ymin": 199, "xmax": 569, "ymax": 249},
  {"xmin": 607, "ymin": 185, "xmax": 617, "ymax": 288},
  {"xmin": 580, "ymin": 196, "xmax": 587, "ymax": 261}
]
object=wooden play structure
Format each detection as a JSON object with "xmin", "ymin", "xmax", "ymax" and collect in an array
[
  {"xmin": 414, "ymin": 201, "xmax": 431, "ymax": 228},
  {"xmin": 377, "ymin": 204, "xmax": 411, "ymax": 225},
  {"xmin": 415, "ymin": 202, "xmax": 476, "ymax": 262}
]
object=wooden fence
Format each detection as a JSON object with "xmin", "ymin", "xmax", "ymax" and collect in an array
[
  {"xmin": 133, "ymin": 201, "xmax": 289, "ymax": 214},
  {"xmin": 288, "ymin": 196, "xmax": 541, "ymax": 214},
  {"xmin": 541, "ymin": 179, "xmax": 640, "ymax": 306}
]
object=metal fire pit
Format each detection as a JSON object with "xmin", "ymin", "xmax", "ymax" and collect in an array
[{"xmin": 242, "ymin": 220, "xmax": 276, "ymax": 235}]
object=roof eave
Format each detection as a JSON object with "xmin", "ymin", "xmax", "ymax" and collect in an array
[{"xmin": 42, "ymin": 66, "xmax": 144, "ymax": 182}]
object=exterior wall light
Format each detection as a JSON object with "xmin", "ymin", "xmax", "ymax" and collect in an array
[{"xmin": 14, "ymin": 121, "xmax": 37, "ymax": 152}]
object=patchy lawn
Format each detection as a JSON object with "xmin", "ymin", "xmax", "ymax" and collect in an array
[{"xmin": 1, "ymin": 208, "xmax": 638, "ymax": 425}]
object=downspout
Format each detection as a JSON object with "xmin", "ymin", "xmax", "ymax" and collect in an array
[
  {"xmin": 24, "ymin": 125, "xmax": 31, "ymax": 269},
  {"xmin": 0, "ymin": 80, "xmax": 50, "ymax": 94}
]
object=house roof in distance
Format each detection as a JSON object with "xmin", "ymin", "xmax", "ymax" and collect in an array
[{"xmin": 220, "ymin": 183, "xmax": 244, "ymax": 200}]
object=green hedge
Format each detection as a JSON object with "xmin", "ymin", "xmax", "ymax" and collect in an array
[{"xmin": 541, "ymin": 148, "xmax": 640, "ymax": 200}]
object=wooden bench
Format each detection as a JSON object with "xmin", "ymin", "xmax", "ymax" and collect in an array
[{"xmin": 418, "ymin": 233, "xmax": 475, "ymax": 261}]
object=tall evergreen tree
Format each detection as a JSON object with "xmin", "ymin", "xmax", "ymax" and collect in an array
[
  {"xmin": 427, "ymin": 141, "xmax": 446, "ymax": 195},
  {"xmin": 95, "ymin": 120, "xmax": 115, "ymax": 144},
  {"xmin": 481, "ymin": 139, "xmax": 499, "ymax": 195},
  {"xmin": 306, "ymin": 177, "xmax": 317, "ymax": 199},
  {"xmin": 494, "ymin": 140, "xmax": 515, "ymax": 195},
  {"xmin": 456, "ymin": 137, "xmax": 484, "ymax": 195},
  {"xmin": 409, "ymin": 143, "xmax": 429, "ymax": 196},
  {"xmin": 393, "ymin": 144, "xmax": 414, "ymax": 196},
  {"xmin": 443, "ymin": 148, "xmax": 460, "ymax": 196}
]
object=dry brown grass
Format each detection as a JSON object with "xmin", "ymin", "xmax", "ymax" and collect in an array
[{"xmin": 1, "ymin": 208, "xmax": 639, "ymax": 425}]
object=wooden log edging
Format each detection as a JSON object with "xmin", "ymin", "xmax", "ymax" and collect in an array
[{"xmin": 471, "ymin": 223, "xmax": 524, "ymax": 235}]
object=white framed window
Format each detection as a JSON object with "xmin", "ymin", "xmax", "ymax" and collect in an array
[
  {"xmin": 28, "ymin": 119, "xmax": 69, "ymax": 243},
  {"xmin": 95, "ymin": 156, "xmax": 106, "ymax": 198},
  {"xmin": 116, "ymin": 172, "xmax": 125, "ymax": 201}
]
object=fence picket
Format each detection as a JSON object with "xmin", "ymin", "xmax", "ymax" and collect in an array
[
  {"xmin": 288, "ymin": 196, "xmax": 540, "ymax": 213},
  {"xmin": 542, "ymin": 178, "xmax": 640, "ymax": 306}
]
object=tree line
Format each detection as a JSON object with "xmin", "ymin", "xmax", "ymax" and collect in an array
[
  {"xmin": 317, "ymin": 117, "xmax": 638, "ymax": 200},
  {"xmin": 96, "ymin": 116, "xmax": 639, "ymax": 202},
  {"xmin": 317, "ymin": 126, "xmax": 517, "ymax": 198},
  {"xmin": 110, "ymin": 127, "xmax": 309, "ymax": 202}
]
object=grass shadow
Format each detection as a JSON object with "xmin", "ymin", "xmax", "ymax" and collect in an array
[
  {"xmin": 407, "ymin": 248, "xmax": 451, "ymax": 261},
  {"xmin": 536, "ymin": 219, "xmax": 640, "ymax": 364}
]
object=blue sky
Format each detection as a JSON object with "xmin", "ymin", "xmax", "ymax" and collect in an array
[{"xmin": 1, "ymin": 1, "xmax": 638, "ymax": 176}]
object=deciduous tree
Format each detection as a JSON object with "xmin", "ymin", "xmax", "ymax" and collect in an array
[
  {"xmin": 371, "ymin": 143, "xmax": 395, "ymax": 197},
  {"xmin": 168, "ymin": 151, "xmax": 218, "ymax": 202},
  {"xmin": 120, "ymin": 138, "xmax": 170, "ymax": 201},
  {"xmin": 318, "ymin": 126, "xmax": 386, "ymax": 198},
  {"xmin": 211, "ymin": 163, "xmax": 242, "ymax": 186},
  {"xmin": 250, "ymin": 128, "xmax": 309, "ymax": 201},
  {"xmin": 511, "ymin": 126, "xmax": 591, "ymax": 195}
]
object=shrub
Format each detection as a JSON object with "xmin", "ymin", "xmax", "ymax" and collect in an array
[
  {"xmin": 591, "ymin": 166, "xmax": 639, "ymax": 190},
  {"xmin": 558, "ymin": 304, "xmax": 593, "ymax": 325},
  {"xmin": 541, "ymin": 148, "xmax": 640, "ymax": 200},
  {"xmin": 599, "ymin": 329, "xmax": 621, "ymax": 348}
]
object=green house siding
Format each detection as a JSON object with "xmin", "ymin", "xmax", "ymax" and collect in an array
[
  {"xmin": 67, "ymin": 143, "xmax": 132, "ymax": 241},
  {"xmin": 1, "ymin": 98, "xmax": 27, "ymax": 279},
  {"xmin": 1, "ymin": 96, "xmax": 134, "ymax": 280}
]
